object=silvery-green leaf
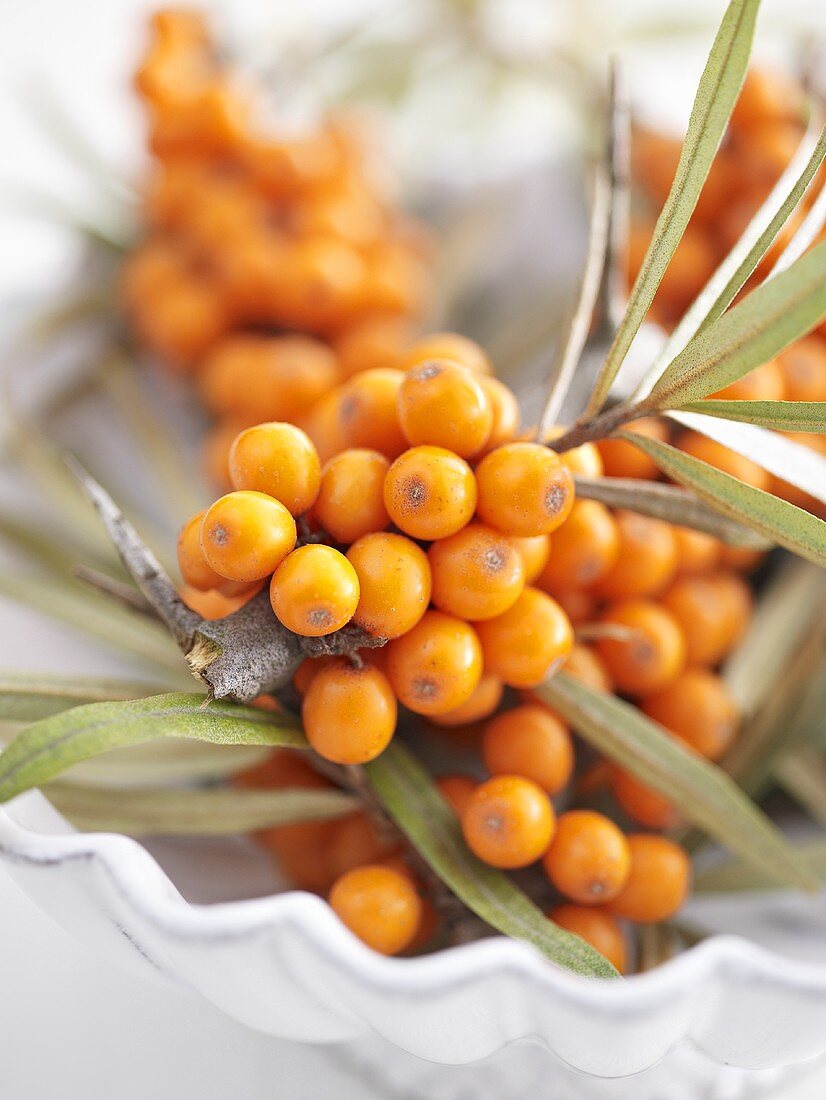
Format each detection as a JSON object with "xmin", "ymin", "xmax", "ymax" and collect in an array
[
  {"xmin": 0, "ymin": 672, "xmax": 173, "ymax": 721},
  {"xmin": 679, "ymin": 399, "xmax": 826, "ymax": 433}
]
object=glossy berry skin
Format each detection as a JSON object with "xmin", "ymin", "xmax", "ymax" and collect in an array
[
  {"xmin": 400, "ymin": 331, "xmax": 492, "ymax": 375},
  {"xmin": 397, "ymin": 360, "xmax": 493, "ymax": 457},
  {"xmin": 609, "ymin": 767, "xmax": 677, "ymax": 830},
  {"xmin": 314, "ymin": 449, "xmax": 390, "ymax": 544},
  {"xmin": 461, "ymin": 775, "xmax": 555, "ymax": 869},
  {"xmin": 271, "ymin": 544, "xmax": 359, "ymax": 636},
  {"xmin": 329, "ymin": 864, "xmax": 423, "ymax": 955},
  {"xmin": 337, "ymin": 368, "xmax": 408, "ymax": 459},
  {"xmin": 547, "ymin": 500, "xmax": 620, "ymax": 589},
  {"xmin": 608, "ymin": 835, "xmax": 691, "ymax": 923},
  {"xmin": 597, "ymin": 599, "xmax": 686, "ymax": 696},
  {"xmin": 641, "ymin": 668, "xmax": 739, "ymax": 760},
  {"xmin": 596, "ymin": 418, "xmax": 668, "ymax": 480},
  {"xmin": 384, "ymin": 446, "xmax": 477, "ymax": 540},
  {"xmin": 661, "ymin": 571, "xmax": 752, "ymax": 667},
  {"xmin": 475, "ymin": 443, "xmax": 575, "ymax": 537},
  {"xmin": 428, "ymin": 523, "xmax": 525, "ymax": 622},
  {"xmin": 200, "ymin": 491, "xmax": 296, "ymax": 582},
  {"xmin": 548, "ymin": 905, "xmax": 626, "ymax": 974},
  {"xmin": 429, "ymin": 673, "xmax": 504, "ymax": 728},
  {"xmin": 542, "ymin": 810, "xmax": 630, "ymax": 905},
  {"xmin": 178, "ymin": 510, "xmax": 232, "ymax": 592},
  {"xmin": 386, "ymin": 610, "xmax": 482, "ymax": 716},
  {"xmin": 347, "ymin": 532, "xmax": 431, "ymax": 639},
  {"xmin": 436, "ymin": 774, "xmax": 478, "ymax": 817},
  {"xmin": 476, "ymin": 588, "xmax": 573, "ymax": 689},
  {"xmin": 673, "ymin": 527, "xmax": 721, "ymax": 576},
  {"xmin": 327, "ymin": 810, "xmax": 400, "ymax": 880},
  {"xmin": 560, "ymin": 643, "xmax": 613, "ymax": 694},
  {"xmin": 482, "ymin": 705, "xmax": 573, "ymax": 795},
  {"xmin": 228, "ymin": 422, "xmax": 321, "ymax": 516},
  {"xmin": 302, "ymin": 659, "xmax": 396, "ymax": 764},
  {"xmin": 508, "ymin": 534, "xmax": 551, "ymax": 584},
  {"xmin": 480, "ymin": 377, "xmax": 520, "ymax": 451},
  {"xmin": 593, "ymin": 511, "xmax": 678, "ymax": 599}
]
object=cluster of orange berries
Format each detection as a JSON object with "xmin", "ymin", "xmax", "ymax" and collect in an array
[
  {"xmin": 120, "ymin": 8, "xmax": 431, "ymax": 482},
  {"xmin": 632, "ymin": 66, "xmax": 826, "ymax": 515}
]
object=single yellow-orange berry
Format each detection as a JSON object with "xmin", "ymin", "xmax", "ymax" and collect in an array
[
  {"xmin": 302, "ymin": 659, "xmax": 396, "ymax": 764},
  {"xmin": 270, "ymin": 544, "xmax": 359, "ymax": 636},
  {"xmin": 609, "ymin": 835, "xmax": 691, "ymax": 923},
  {"xmin": 437, "ymin": 774, "xmax": 478, "ymax": 816},
  {"xmin": 347, "ymin": 532, "xmax": 431, "ymax": 639},
  {"xmin": 313, "ymin": 449, "xmax": 390, "ymax": 544},
  {"xmin": 508, "ymin": 534, "xmax": 551, "ymax": 583},
  {"xmin": 593, "ymin": 511, "xmax": 678, "ymax": 599},
  {"xmin": 609, "ymin": 767, "xmax": 677, "ymax": 830},
  {"xmin": 200, "ymin": 491, "xmax": 296, "ymax": 582},
  {"xmin": 475, "ymin": 588, "xmax": 573, "ymax": 688},
  {"xmin": 641, "ymin": 667, "xmax": 739, "ymax": 760},
  {"xmin": 384, "ymin": 445, "xmax": 476, "ymax": 540},
  {"xmin": 476, "ymin": 443, "xmax": 575, "ymax": 536},
  {"xmin": 461, "ymin": 775, "xmax": 555, "ymax": 868},
  {"xmin": 482, "ymin": 705, "xmax": 573, "ymax": 795},
  {"xmin": 329, "ymin": 864, "xmax": 422, "ymax": 955},
  {"xmin": 428, "ymin": 523, "xmax": 525, "ymax": 621},
  {"xmin": 542, "ymin": 810, "xmax": 630, "ymax": 904},
  {"xmin": 400, "ymin": 331, "xmax": 492, "ymax": 375},
  {"xmin": 546, "ymin": 500, "xmax": 620, "ymax": 589},
  {"xmin": 429, "ymin": 673, "xmax": 504, "ymax": 728},
  {"xmin": 386, "ymin": 610, "xmax": 482, "ymax": 715},
  {"xmin": 548, "ymin": 905, "xmax": 626, "ymax": 974},
  {"xmin": 397, "ymin": 360, "xmax": 493, "ymax": 457},
  {"xmin": 597, "ymin": 599, "xmax": 686, "ymax": 696},
  {"xmin": 228, "ymin": 422, "xmax": 321, "ymax": 516}
]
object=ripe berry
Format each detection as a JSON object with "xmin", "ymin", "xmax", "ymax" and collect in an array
[
  {"xmin": 271, "ymin": 544, "xmax": 359, "ymax": 636},
  {"xmin": 428, "ymin": 523, "xmax": 525, "ymax": 621},
  {"xmin": 302, "ymin": 659, "xmax": 396, "ymax": 764},
  {"xmin": 337, "ymin": 368, "xmax": 408, "ymax": 459},
  {"xmin": 593, "ymin": 511, "xmax": 678, "ymax": 599},
  {"xmin": 777, "ymin": 338, "xmax": 826, "ymax": 402},
  {"xmin": 711, "ymin": 359, "xmax": 786, "ymax": 401},
  {"xmin": 334, "ymin": 314, "xmax": 414, "ymax": 378},
  {"xmin": 508, "ymin": 534, "xmax": 551, "ymax": 584},
  {"xmin": 429, "ymin": 673, "xmax": 504, "ymax": 728},
  {"xmin": 400, "ymin": 331, "xmax": 492, "ymax": 375},
  {"xmin": 548, "ymin": 905, "xmax": 626, "ymax": 974},
  {"xmin": 542, "ymin": 810, "xmax": 630, "ymax": 904},
  {"xmin": 609, "ymin": 835, "xmax": 691, "ymax": 923},
  {"xmin": 314, "ymin": 449, "xmax": 390, "ymax": 544},
  {"xmin": 437, "ymin": 774, "xmax": 478, "ymax": 816},
  {"xmin": 561, "ymin": 643, "xmax": 613, "ymax": 694},
  {"xmin": 461, "ymin": 775, "xmax": 555, "ymax": 868},
  {"xmin": 386, "ymin": 610, "xmax": 482, "ymax": 715},
  {"xmin": 608, "ymin": 767, "xmax": 677, "ymax": 830},
  {"xmin": 641, "ymin": 668, "xmax": 739, "ymax": 760},
  {"xmin": 476, "ymin": 443, "xmax": 575, "ymax": 537},
  {"xmin": 397, "ymin": 360, "xmax": 493, "ymax": 457},
  {"xmin": 673, "ymin": 526, "xmax": 721, "ymax": 576},
  {"xmin": 482, "ymin": 705, "xmax": 573, "ymax": 795},
  {"xmin": 597, "ymin": 417, "xmax": 668, "ymax": 480},
  {"xmin": 327, "ymin": 810, "xmax": 400, "ymax": 879},
  {"xmin": 329, "ymin": 864, "xmax": 423, "ymax": 955},
  {"xmin": 661, "ymin": 571, "xmax": 752, "ymax": 667},
  {"xmin": 597, "ymin": 599, "xmax": 686, "ymax": 696},
  {"xmin": 347, "ymin": 532, "xmax": 431, "ymax": 639},
  {"xmin": 178, "ymin": 510, "xmax": 232, "ymax": 592},
  {"xmin": 200, "ymin": 491, "xmax": 296, "ymax": 582},
  {"xmin": 479, "ymin": 376, "xmax": 520, "ymax": 451},
  {"xmin": 228, "ymin": 422, "xmax": 321, "ymax": 516},
  {"xmin": 546, "ymin": 500, "xmax": 620, "ymax": 589},
  {"xmin": 384, "ymin": 445, "xmax": 476, "ymax": 540},
  {"xmin": 476, "ymin": 588, "xmax": 573, "ymax": 688}
]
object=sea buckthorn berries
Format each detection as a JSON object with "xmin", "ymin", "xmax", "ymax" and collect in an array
[
  {"xmin": 400, "ymin": 331, "xmax": 492, "ymax": 375},
  {"xmin": 200, "ymin": 491, "xmax": 296, "ymax": 582},
  {"xmin": 482, "ymin": 705, "xmax": 574, "ymax": 795},
  {"xmin": 329, "ymin": 865, "xmax": 423, "ymax": 955},
  {"xmin": 641, "ymin": 668, "xmax": 739, "ymax": 760},
  {"xmin": 548, "ymin": 905, "xmax": 626, "ymax": 974},
  {"xmin": 228, "ymin": 422, "xmax": 321, "ymax": 516},
  {"xmin": 476, "ymin": 443, "xmax": 575, "ymax": 537},
  {"xmin": 476, "ymin": 588, "xmax": 574, "ymax": 689},
  {"xmin": 179, "ymin": 582, "xmax": 262, "ymax": 620},
  {"xmin": 203, "ymin": 417, "xmax": 245, "ymax": 490},
  {"xmin": 541, "ymin": 428, "xmax": 604, "ymax": 479},
  {"xmin": 347, "ymin": 532, "xmax": 431, "ymax": 639},
  {"xmin": 479, "ymin": 377, "xmax": 521, "ymax": 451},
  {"xmin": 461, "ymin": 775, "xmax": 555, "ymax": 868},
  {"xmin": 428, "ymin": 523, "xmax": 525, "ymax": 621},
  {"xmin": 270, "ymin": 544, "xmax": 359, "ymax": 636},
  {"xmin": 430, "ymin": 673, "xmax": 504, "ymax": 728},
  {"xmin": 327, "ymin": 810, "xmax": 401, "ymax": 879},
  {"xmin": 777, "ymin": 338, "xmax": 826, "ymax": 402},
  {"xmin": 337, "ymin": 368, "xmax": 408, "ymax": 459},
  {"xmin": 711, "ymin": 359, "xmax": 786, "ymax": 402},
  {"xmin": 437, "ymin": 774, "xmax": 478, "ymax": 817},
  {"xmin": 540, "ymin": 584, "xmax": 596, "ymax": 627},
  {"xmin": 384, "ymin": 446, "xmax": 477, "ymax": 540},
  {"xmin": 397, "ymin": 360, "xmax": 493, "ymax": 457},
  {"xmin": 508, "ymin": 535, "xmax": 551, "ymax": 584},
  {"xmin": 178, "ymin": 510, "xmax": 232, "ymax": 592},
  {"xmin": 386, "ymin": 610, "xmax": 482, "ymax": 715},
  {"xmin": 593, "ymin": 511, "xmax": 678, "ymax": 599},
  {"xmin": 661, "ymin": 571, "xmax": 752, "ymax": 667},
  {"xmin": 676, "ymin": 431, "xmax": 771, "ymax": 492},
  {"xmin": 597, "ymin": 599, "xmax": 686, "ymax": 696},
  {"xmin": 673, "ymin": 527, "xmax": 721, "ymax": 576},
  {"xmin": 334, "ymin": 315, "xmax": 414, "ymax": 378},
  {"xmin": 314, "ymin": 449, "xmax": 391, "ymax": 544},
  {"xmin": 546, "ymin": 500, "xmax": 620, "ymax": 589},
  {"xmin": 730, "ymin": 67, "xmax": 806, "ymax": 133},
  {"xmin": 609, "ymin": 835, "xmax": 691, "ymax": 924},
  {"xmin": 561, "ymin": 643, "xmax": 613, "ymax": 694},
  {"xmin": 542, "ymin": 810, "xmax": 630, "ymax": 904},
  {"xmin": 596, "ymin": 417, "xmax": 668, "ymax": 480},
  {"xmin": 608, "ymin": 767, "xmax": 677, "ymax": 830},
  {"xmin": 302, "ymin": 659, "xmax": 396, "ymax": 764}
]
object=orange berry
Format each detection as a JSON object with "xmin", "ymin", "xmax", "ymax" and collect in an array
[
  {"xmin": 540, "ymin": 584, "xmax": 596, "ymax": 627},
  {"xmin": 597, "ymin": 418, "xmax": 668, "ymax": 480},
  {"xmin": 329, "ymin": 865, "xmax": 422, "ymax": 955},
  {"xmin": 592, "ymin": 511, "xmax": 678, "ymax": 599},
  {"xmin": 542, "ymin": 810, "xmax": 630, "ymax": 904},
  {"xmin": 293, "ymin": 655, "xmax": 338, "ymax": 696},
  {"xmin": 397, "ymin": 360, "xmax": 493, "ymax": 457},
  {"xmin": 476, "ymin": 443, "xmax": 575, "ymax": 537},
  {"xmin": 673, "ymin": 527, "xmax": 721, "ymax": 576},
  {"xmin": 314, "ymin": 449, "xmax": 391, "ymax": 544},
  {"xmin": 384, "ymin": 445, "xmax": 476, "ymax": 540},
  {"xmin": 609, "ymin": 835, "xmax": 691, "ymax": 923},
  {"xmin": 548, "ymin": 905, "xmax": 626, "ymax": 974},
  {"xmin": 711, "ymin": 359, "xmax": 786, "ymax": 401},
  {"xmin": 400, "ymin": 331, "xmax": 492, "ymax": 375},
  {"xmin": 476, "ymin": 588, "xmax": 573, "ymax": 689},
  {"xmin": 337, "ymin": 368, "xmax": 407, "ymax": 459},
  {"xmin": 777, "ymin": 338, "xmax": 826, "ymax": 402},
  {"xmin": 133, "ymin": 273, "xmax": 228, "ymax": 372},
  {"xmin": 334, "ymin": 315, "xmax": 414, "ymax": 378},
  {"xmin": 203, "ymin": 418, "xmax": 245, "ymax": 491},
  {"xmin": 270, "ymin": 545, "xmax": 359, "ymax": 636},
  {"xmin": 597, "ymin": 599, "xmax": 686, "ymax": 696},
  {"xmin": 545, "ymin": 500, "xmax": 620, "ymax": 589},
  {"xmin": 300, "ymin": 389, "xmax": 351, "ymax": 463},
  {"xmin": 641, "ymin": 668, "xmax": 739, "ymax": 760},
  {"xmin": 386, "ymin": 610, "xmax": 482, "ymax": 716},
  {"xmin": 479, "ymin": 377, "xmax": 520, "ymax": 451},
  {"xmin": 482, "ymin": 705, "xmax": 573, "ymax": 795},
  {"xmin": 430, "ymin": 673, "xmax": 504, "ymax": 728},
  {"xmin": 303, "ymin": 659, "xmax": 396, "ymax": 764},
  {"xmin": 730, "ymin": 66, "xmax": 805, "ymax": 133},
  {"xmin": 347, "ymin": 532, "xmax": 432, "ymax": 639},
  {"xmin": 718, "ymin": 544, "xmax": 766, "ymax": 572},
  {"xmin": 609, "ymin": 767, "xmax": 677, "ymax": 830},
  {"xmin": 461, "ymin": 775, "xmax": 555, "ymax": 868},
  {"xmin": 428, "ymin": 523, "xmax": 525, "ymax": 621},
  {"xmin": 542, "ymin": 428, "xmax": 604, "ymax": 479},
  {"xmin": 437, "ymin": 774, "xmax": 478, "ymax": 816},
  {"xmin": 561, "ymin": 643, "xmax": 614, "ymax": 694},
  {"xmin": 178, "ymin": 582, "xmax": 261, "ymax": 620},
  {"xmin": 178, "ymin": 510, "xmax": 231, "ymax": 592},
  {"xmin": 327, "ymin": 810, "xmax": 400, "ymax": 879},
  {"xmin": 228, "ymin": 422, "xmax": 321, "ymax": 516},
  {"xmin": 661, "ymin": 571, "xmax": 752, "ymax": 667},
  {"xmin": 508, "ymin": 534, "xmax": 551, "ymax": 583},
  {"xmin": 200, "ymin": 491, "xmax": 296, "ymax": 582},
  {"xmin": 677, "ymin": 431, "xmax": 771, "ymax": 492}
]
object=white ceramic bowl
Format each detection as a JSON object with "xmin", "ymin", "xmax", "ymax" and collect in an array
[{"xmin": 2, "ymin": 791, "xmax": 826, "ymax": 1099}]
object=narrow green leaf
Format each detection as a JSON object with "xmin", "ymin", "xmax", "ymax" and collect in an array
[
  {"xmin": 536, "ymin": 673, "xmax": 819, "ymax": 892},
  {"xmin": 0, "ymin": 693, "xmax": 306, "ymax": 803},
  {"xmin": 53, "ymin": 740, "xmax": 273, "ymax": 788},
  {"xmin": 776, "ymin": 748, "xmax": 826, "ymax": 828},
  {"xmin": 0, "ymin": 672, "xmax": 173, "ymax": 721},
  {"xmin": 617, "ymin": 430, "xmax": 826, "ymax": 567},
  {"xmin": 585, "ymin": 0, "xmax": 760, "ymax": 415},
  {"xmin": 695, "ymin": 839, "xmax": 826, "ymax": 893},
  {"xmin": 366, "ymin": 741, "xmax": 619, "ymax": 979},
  {"xmin": 647, "ymin": 240, "xmax": 826, "ymax": 408},
  {"xmin": 45, "ymin": 782, "xmax": 355, "ymax": 836},
  {"xmin": 574, "ymin": 475, "xmax": 770, "ymax": 548},
  {"xmin": 681, "ymin": 399, "xmax": 826, "ymax": 432}
]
